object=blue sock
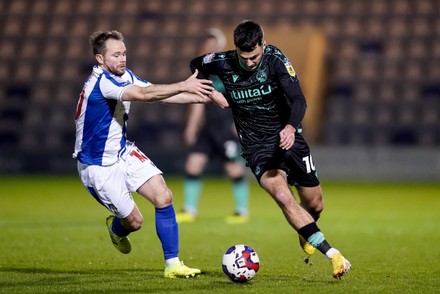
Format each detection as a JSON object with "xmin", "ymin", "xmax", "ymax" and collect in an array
[
  {"xmin": 112, "ymin": 216, "xmax": 130, "ymax": 237},
  {"xmin": 155, "ymin": 205, "xmax": 179, "ymax": 260},
  {"xmin": 232, "ymin": 176, "xmax": 249, "ymax": 215},
  {"xmin": 183, "ymin": 175, "xmax": 202, "ymax": 214}
]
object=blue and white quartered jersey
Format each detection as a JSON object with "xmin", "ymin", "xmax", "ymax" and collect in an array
[{"xmin": 73, "ymin": 65, "xmax": 149, "ymax": 166}]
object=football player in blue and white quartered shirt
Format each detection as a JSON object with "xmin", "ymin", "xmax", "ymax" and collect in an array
[{"xmin": 73, "ymin": 30, "xmax": 227, "ymax": 278}]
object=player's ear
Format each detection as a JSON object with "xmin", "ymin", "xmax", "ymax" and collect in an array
[
  {"xmin": 95, "ymin": 54, "xmax": 104, "ymax": 64},
  {"xmin": 262, "ymin": 41, "xmax": 267, "ymax": 50}
]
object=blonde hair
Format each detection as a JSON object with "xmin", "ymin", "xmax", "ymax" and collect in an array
[{"xmin": 89, "ymin": 30, "xmax": 124, "ymax": 55}]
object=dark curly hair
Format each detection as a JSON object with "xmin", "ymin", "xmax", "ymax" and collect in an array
[{"xmin": 233, "ymin": 20, "xmax": 264, "ymax": 52}]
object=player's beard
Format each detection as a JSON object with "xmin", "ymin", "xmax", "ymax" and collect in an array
[
  {"xmin": 105, "ymin": 63, "xmax": 126, "ymax": 76},
  {"xmin": 112, "ymin": 64, "xmax": 126, "ymax": 76}
]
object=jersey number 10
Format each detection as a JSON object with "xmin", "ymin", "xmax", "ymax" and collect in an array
[{"xmin": 302, "ymin": 155, "xmax": 316, "ymax": 174}]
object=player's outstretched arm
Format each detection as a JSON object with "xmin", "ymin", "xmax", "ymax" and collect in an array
[{"xmin": 121, "ymin": 70, "xmax": 213, "ymax": 103}]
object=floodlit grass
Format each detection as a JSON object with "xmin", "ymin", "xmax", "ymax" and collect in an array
[{"xmin": 1, "ymin": 176, "xmax": 439, "ymax": 293}]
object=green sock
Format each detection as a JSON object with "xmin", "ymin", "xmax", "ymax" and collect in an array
[
  {"xmin": 232, "ymin": 176, "xmax": 249, "ymax": 215},
  {"xmin": 298, "ymin": 222, "xmax": 332, "ymax": 254},
  {"xmin": 183, "ymin": 176, "xmax": 202, "ymax": 214}
]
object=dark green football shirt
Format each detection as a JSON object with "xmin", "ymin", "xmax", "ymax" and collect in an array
[{"xmin": 190, "ymin": 45, "xmax": 307, "ymax": 153}]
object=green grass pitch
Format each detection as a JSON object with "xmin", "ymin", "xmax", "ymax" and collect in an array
[{"xmin": 1, "ymin": 176, "xmax": 439, "ymax": 293}]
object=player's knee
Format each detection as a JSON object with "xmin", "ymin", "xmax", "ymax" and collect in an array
[
  {"xmin": 226, "ymin": 163, "xmax": 244, "ymax": 179},
  {"xmin": 316, "ymin": 201, "xmax": 324, "ymax": 214},
  {"xmin": 307, "ymin": 198, "xmax": 323, "ymax": 221},
  {"xmin": 185, "ymin": 158, "xmax": 205, "ymax": 175},
  {"xmin": 155, "ymin": 186, "xmax": 173, "ymax": 207},
  {"xmin": 123, "ymin": 215, "xmax": 143, "ymax": 232},
  {"xmin": 311, "ymin": 204, "xmax": 323, "ymax": 221},
  {"xmin": 129, "ymin": 219, "xmax": 143, "ymax": 231}
]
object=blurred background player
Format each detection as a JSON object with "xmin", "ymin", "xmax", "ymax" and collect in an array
[{"xmin": 176, "ymin": 28, "xmax": 250, "ymax": 224}]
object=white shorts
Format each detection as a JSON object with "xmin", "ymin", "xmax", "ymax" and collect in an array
[{"xmin": 77, "ymin": 142, "xmax": 162, "ymax": 218}]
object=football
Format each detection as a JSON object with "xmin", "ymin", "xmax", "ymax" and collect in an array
[{"xmin": 222, "ymin": 244, "xmax": 260, "ymax": 283}]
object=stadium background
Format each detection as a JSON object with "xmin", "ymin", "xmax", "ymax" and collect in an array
[{"xmin": 0, "ymin": 0, "xmax": 439, "ymax": 182}]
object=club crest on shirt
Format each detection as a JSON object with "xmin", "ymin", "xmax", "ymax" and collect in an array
[
  {"xmin": 203, "ymin": 53, "xmax": 215, "ymax": 64},
  {"xmin": 256, "ymin": 70, "xmax": 267, "ymax": 83},
  {"xmin": 285, "ymin": 61, "xmax": 296, "ymax": 77},
  {"xmin": 121, "ymin": 81, "xmax": 131, "ymax": 87}
]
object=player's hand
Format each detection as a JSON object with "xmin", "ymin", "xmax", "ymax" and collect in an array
[
  {"xmin": 279, "ymin": 125, "xmax": 296, "ymax": 150},
  {"xmin": 210, "ymin": 90, "xmax": 229, "ymax": 108},
  {"xmin": 182, "ymin": 69, "xmax": 214, "ymax": 98}
]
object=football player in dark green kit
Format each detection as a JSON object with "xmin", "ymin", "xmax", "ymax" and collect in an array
[{"xmin": 190, "ymin": 20, "xmax": 351, "ymax": 279}]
